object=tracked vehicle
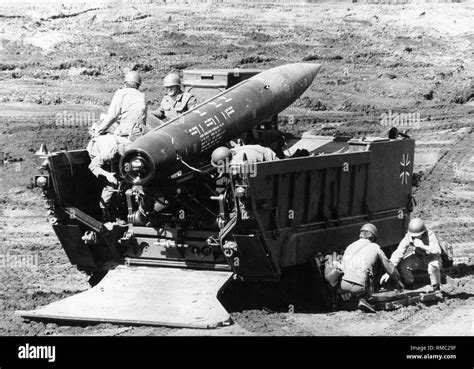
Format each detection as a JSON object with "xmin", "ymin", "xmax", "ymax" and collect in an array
[{"xmin": 20, "ymin": 64, "xmax": 415, "ymax": 328}]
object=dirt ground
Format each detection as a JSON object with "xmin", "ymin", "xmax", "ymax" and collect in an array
[{"xmin": 0, "ymin": 0, "xmax": 473, "ymax": 336}]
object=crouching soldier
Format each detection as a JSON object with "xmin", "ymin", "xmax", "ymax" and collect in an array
[
  {"xmin": 380, "ymin": 218, "xmax": 442, "ymax": 291},
  {"xmin": 228, "ymin": 144, "xmax": 278, "ymax": 166},
  {"xmin": 211, "ymin": 145, "xmax": 278, "ymax": 220},
  {"xmin": 338, "ymin": 223, "xmax": 403, "ymax": 313},
  {"xmin": 86, "ymin": 134, "xmax": 130, "ymax": 222},
  {"xmin": 211, "ymin": 144, "xmax": 278, "ymax": 176}
]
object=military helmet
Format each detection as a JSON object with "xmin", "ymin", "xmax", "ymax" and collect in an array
[
  {"xmin": 163, "ymin": 73, "xmax": 181, "ymax": 87},
  {"xmin": 360, "ymin": 223, "xmax": 378, "ymax": 239},
  {"xmin": 124, "ymin": 71, "xmax": 141, "ymax": 86},
  {"xmin": 211, "ymin": 146, "xmax": 232, "ymax": 166},
  {"xmin": 408, "ymin": 218, "xmax": 427, "ymax": 237}
]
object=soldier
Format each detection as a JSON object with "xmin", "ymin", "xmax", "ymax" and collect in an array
[
  {"xmin": 229, "ymin": 144, "xmax": 278, "ymax": 165},
  {"xmin": 339, "ymin": 223, "xmax": 402, "ymax": 313},
  {"xmin": 380, "ymin": 218, "xmax": 442, "ymax": 291},
  {"xmin": 94, "ymin": 71, "xmax": 147, "ymax": 141},
  {"xmin": 211, "ymin": 144, "xmax": 278, "ymax": 178},
  {"xmin": 86, "ymin": 134, "xmax": 130, "ymax": 222},
  {"xmin": 210, "ymin": 145, "xmax": 278, "ymax": 220},
  {"xmin": 151, "ymin": 73, "xmax": 197, "ymax": 121}
]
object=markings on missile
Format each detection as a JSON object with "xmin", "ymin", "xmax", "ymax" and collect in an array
[
  {"xmin": 217, "ymin": 96, "xmax": 232, "ymax": 102},
  {"xmin": 188, "ymin": 127, "xmax": 199, "ymax": 136},
  {"xmin": 400, "ymin": 153, "xmax": 411, "ymax": 185},
  {"xmin": 188, "ymin": 105, "xmax": 235, "ymax": 151},
  {"xmin": 221, "ymin": 106, "xmax": 235, "ymax": 120},
  {"xmin": 209, "ymin": 101, "xmax": 223, "ymax": 108},
  {"xmin": 191, "ymin": 110, "xmax": 207, "ymax": 116},
  {"xmin": 205, "ymin": 117, "xmax": 219, "ymax": 128}
]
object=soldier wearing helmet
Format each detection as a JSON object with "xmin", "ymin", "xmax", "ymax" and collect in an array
[
  {"xmin": 211, "ymin": 144, "xmax": 278, "ymax": 173},
  {"xmin": 151, "ymin": 72, "xmax": 197, "ymax": 121},
  {"xmin": 86, "ymin": 134, "xmax": 131, "ymax": 222},
  {"xmin": 380, "ymin": 218, "xmax": 442, "ymax": 291},
  {"xmin": 337, "ymin": 223, "xmax": 402, "ymax": 313},
  {"xmin": 210, "ymin": 145, "xmax": 277, "ymax": 220},
  {"xmin": 211, "ymin": 146, "xmax": 232, "ymax": 168},
  {"xmin": 95, "ymin": 70, "xmax": 147, "ymax": 141}
]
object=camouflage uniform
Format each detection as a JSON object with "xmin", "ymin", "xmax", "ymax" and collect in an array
[{"xmin": 152, "ymin": 92, "xmax": 197, "ymax": 121}]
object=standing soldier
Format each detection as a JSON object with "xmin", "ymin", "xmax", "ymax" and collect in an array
[
  {"xmin": 380, "ymin": 218, "xmax": 442, "ymax": 291},
  {"xmin": 95, "ymin": 71, "xmax": 147, "ymax": 141},
  {"xmin": 86, "ymin": 134, "xmax": 130, "ymax": 222},
  {"xmin": 338, "ymin": 223, "xmax": 402, "ymax": 313},
  {"xmin": 151, "ymin": 73, "xmax": 197, "ymax": 121}
]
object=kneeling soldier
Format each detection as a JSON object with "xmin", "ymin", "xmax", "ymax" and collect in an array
[
  {"xmin": 380, "ymin": 218, "xmax": 442, "ymax": 291},
  {"xmin": 339, "ymin": 223, "xmax": 403, "ymax": 313}
]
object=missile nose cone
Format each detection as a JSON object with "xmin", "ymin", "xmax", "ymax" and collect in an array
[
  {"xmin": 251, "ymin": 63, "xmax": 322, "ymax": 112},
  {"xmin": 253, "ymin": 62, "xmax": 321, "ymax": 92},
  {"xmin": 254, "ymin": 63, "xmax": 321, "ymax": 83},
  {"xmin": 300, "ymin": 63, "xmax": 321, "ymax": 83}
]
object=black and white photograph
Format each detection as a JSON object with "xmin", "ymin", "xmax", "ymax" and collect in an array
[{"xmin": 0, "ymin": 0, "xmax": 472, "ymax": 366}]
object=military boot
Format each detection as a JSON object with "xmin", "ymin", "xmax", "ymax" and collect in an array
[{"xmin": 358, "ymin": 297, "xmax": 376, "ymax": 313}]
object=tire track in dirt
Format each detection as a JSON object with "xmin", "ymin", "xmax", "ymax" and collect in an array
[{"xmin": 412, "ymin": 128, "xmax": 474, "ymax": 263}]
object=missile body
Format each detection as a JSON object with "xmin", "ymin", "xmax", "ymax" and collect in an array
[{"xmin": 120, "ymin": 63, "xmax": 321, "ymax": 184}]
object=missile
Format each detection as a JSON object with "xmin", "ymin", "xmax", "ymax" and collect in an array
[{"xmin": 120, "ymin": 63, "xmax": 321, "ymax": 184}]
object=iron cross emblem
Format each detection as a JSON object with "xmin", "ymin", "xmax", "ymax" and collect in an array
[{"xmin": 400, "ymin": 153, "xmax": 411, "ymax": 185}]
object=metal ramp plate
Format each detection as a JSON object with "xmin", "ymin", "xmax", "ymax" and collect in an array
[{"xmin": 17, "ymin": 266, "xmax": 232, "ymax": 329}]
